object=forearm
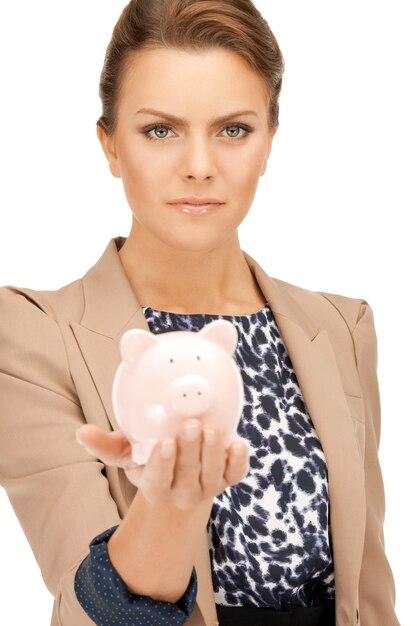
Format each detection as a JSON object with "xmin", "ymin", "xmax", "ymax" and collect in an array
[{"xmin": 107, "ymin": 487, "xmax": 213, "ymax": 603}]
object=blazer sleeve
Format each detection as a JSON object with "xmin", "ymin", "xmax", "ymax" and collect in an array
[
  {"xmin": 0, "ymin": 286, "xmax": 196, "ymax": 625},
  {"xmin": 351, "ymin": 301, "xmax": 401, "ymax": 626}
]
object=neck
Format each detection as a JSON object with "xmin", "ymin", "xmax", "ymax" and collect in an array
[{"xmin": 117, "ymin": 226, "xmax": 265, "ymax": 315}]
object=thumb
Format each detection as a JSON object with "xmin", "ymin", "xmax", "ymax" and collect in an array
[
  {"xmin": 75, "ymin": 424, "xmax": 134, "ymax": 467},
  {"xmin": 75, "ymin": 424, "xmax": 101, "ymax": 448}
]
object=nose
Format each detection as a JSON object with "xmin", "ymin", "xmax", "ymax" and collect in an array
[
  {"xmin": 170, "ymin": 375, "xmax": 212, "ymax": 417},
  {"xmin": 180, "ymin": 135, "xmax": 217, "ymax": 179}
]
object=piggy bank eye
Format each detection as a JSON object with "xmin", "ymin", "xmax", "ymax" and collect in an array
[{"xmin": 168, "ymin": 356, "xmax": 201, "ymax": 362}]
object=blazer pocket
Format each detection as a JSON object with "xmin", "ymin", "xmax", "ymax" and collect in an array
[{"xmin": 345, "ymin": 393, "xmax": 365, "ymax": 465}]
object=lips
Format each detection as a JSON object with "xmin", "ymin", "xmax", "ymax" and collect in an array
[
  {"xmin": 168, "ymin": 197, "xmax": 224, "ymax": 206},
  {"xmin": 175, "ymin": 202, "xmax": 222, "ymax": 206},
  {"xmin": 169, "ymin": 202, "xmax": 223, "ymax": 215}
]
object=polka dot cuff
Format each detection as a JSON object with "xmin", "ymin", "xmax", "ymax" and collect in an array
[{"xmin": 74, "ymin": 524, "xmax": 198, "ymax": 625}]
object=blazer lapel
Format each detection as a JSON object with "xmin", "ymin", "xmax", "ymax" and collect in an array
[
  {"xmin": 243, "ymin": 252, "xmax": 366, "ymax": 620},
  {"xmin": 70, "ymin": 237, "xmax": 366, "ymax": 625}
]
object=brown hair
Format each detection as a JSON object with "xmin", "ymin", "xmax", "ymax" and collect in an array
[{"xmin": 97, "ymin": 0, "xmax": 285, "ymax": 137}]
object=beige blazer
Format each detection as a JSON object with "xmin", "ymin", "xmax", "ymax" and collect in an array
[{"xmin": 0, "ymin": 236, "xmax": 400, "ymax": 626}]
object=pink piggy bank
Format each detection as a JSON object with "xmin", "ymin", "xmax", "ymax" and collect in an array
[{"xmin": 112, "ymin": 319, "xmax": 245, "ymax": 465}]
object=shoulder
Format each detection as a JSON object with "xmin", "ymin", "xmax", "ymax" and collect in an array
[
  {"xmin": 0, "ymin": 277, "xmax": 84, "ymax": 326},
  {"xmin": 269, "ymin": 275, "xmax": 372, "ymax": 334},
  {"xmin": 0, "ymin": 282, "xmax": 83, "ymax": 403}
]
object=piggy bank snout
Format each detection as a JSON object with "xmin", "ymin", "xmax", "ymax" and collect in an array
[{"xmin": 169, "ymin": 374, "xmax": 213, "ymax": 417}]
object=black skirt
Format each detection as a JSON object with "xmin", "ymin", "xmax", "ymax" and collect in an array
[{"xmin": 216, "ymin": 598, "xmax": 336, "ymax": 626}]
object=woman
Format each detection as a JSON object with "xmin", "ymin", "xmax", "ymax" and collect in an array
[{"xmin": 0, "ymin": 1, "xmax": 400, "ymax": 625}]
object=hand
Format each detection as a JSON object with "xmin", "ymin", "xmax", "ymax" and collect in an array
[{"xmin": 75, "ymin": 419, "xmax": 250, "ymax": 511}]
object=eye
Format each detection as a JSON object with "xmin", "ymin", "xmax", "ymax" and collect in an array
[
  {"xmin": 142, "ymin": 122, "xmax": 253, "ymax": 142},
  {"xmin": 144, "ymin": 124, "xmax": 175, "ymax": 141},
  {"xmin": 222, "ymin": 124, "xmax": 252, "ymax": 140}
]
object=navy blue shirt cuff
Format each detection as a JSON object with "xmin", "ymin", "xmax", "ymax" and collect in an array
[{"xmin": 74, "ymin": 524, "xmax": 198, "ymax": 625}]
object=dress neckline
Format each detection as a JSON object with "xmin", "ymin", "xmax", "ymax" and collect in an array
[{"xmin": 141, "ymin": 303, "xmax": 270, "ymax": 319}]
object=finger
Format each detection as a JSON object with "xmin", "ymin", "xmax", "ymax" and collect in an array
[
  {"xmin": 75, "ymin": 424, "xmax": 133, "ymax": 467},
  {"xmin": 224, "ymin": 439, "xmax": 250, "ymax": 485},
  {"xmin": 201, "ymin": 427, "xmax": 226, "ymax": 492},
  {"xmin": 173, "ymin": 420, "xmax": 203, "ymax": 488},
  {"xmin": 140, "ymin": 438, "xmax": 177, "ymax": 505}
]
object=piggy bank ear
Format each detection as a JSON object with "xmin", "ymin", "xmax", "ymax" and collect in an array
[
  {"xmin": 119, "ymin": 328, "xmax": 159, "ymax": 367},
  {"xmin": 199, "ymin": 319, "xmax": 239, "ymax": 355}
]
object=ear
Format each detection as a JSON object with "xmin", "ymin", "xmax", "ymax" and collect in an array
[
  {"xmin": 260, "ymin": 125, "xmax": 278, "ymax": 177},
  {"xmin": 119, "ymin": 328, "xmax": 159, "ymax": 367},
  {"xmin": 96, "ymin": 123, "xmax": 121, "ymax": 179},
  {"xmin": 198, "ymin": 319, "xmax": 239, "ymax": 355}
]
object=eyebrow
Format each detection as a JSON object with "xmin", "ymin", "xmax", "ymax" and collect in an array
[{"xmin": 135, "ymin": 108, "xmax": 259, "ymax": 126}]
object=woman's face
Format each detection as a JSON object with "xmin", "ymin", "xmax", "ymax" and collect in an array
[{"xmin": 97, "ymin": 46, "xmax": 277, "ymax": 252}]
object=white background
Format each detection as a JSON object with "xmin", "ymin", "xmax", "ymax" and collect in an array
[{"xmin": 0, "ymin": 1, "xmax": 415, "ymax": 624}]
